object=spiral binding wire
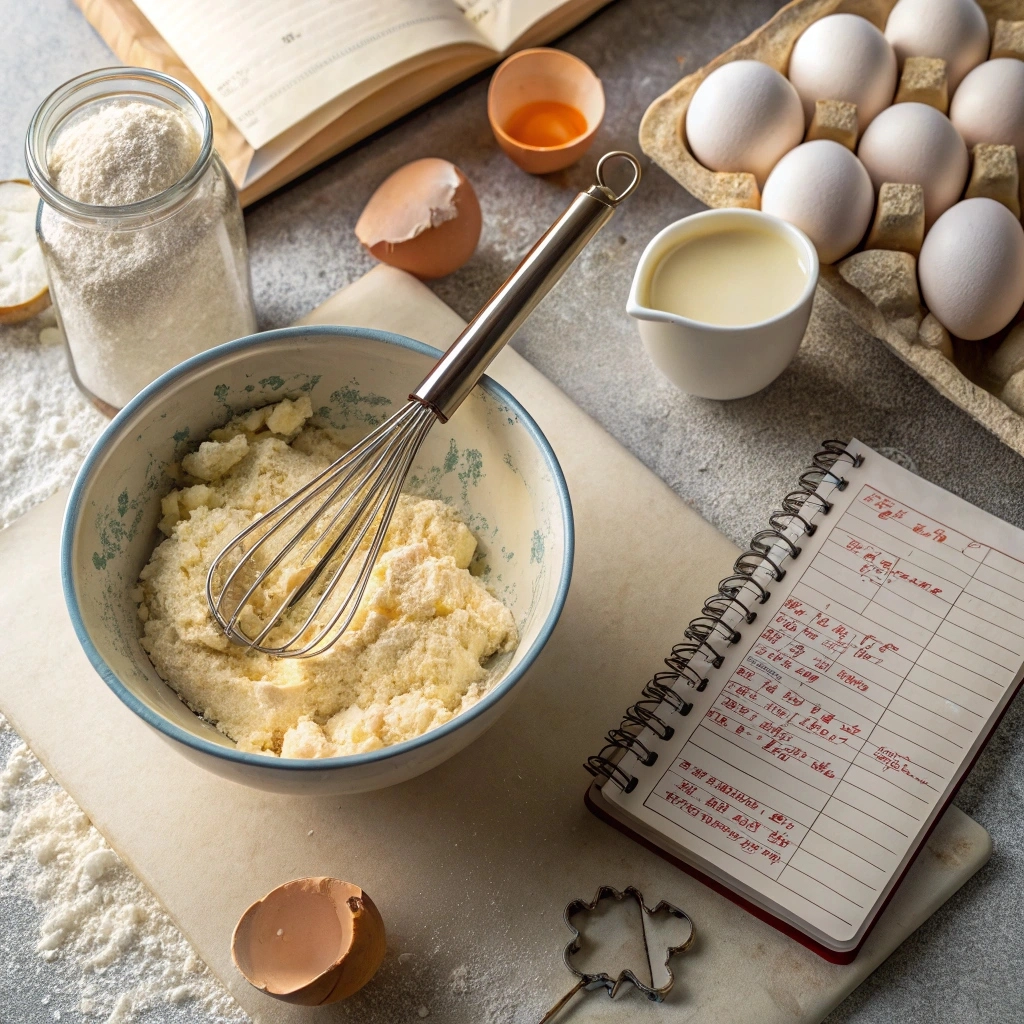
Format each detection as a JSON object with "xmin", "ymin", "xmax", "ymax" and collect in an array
[{"xmin": 585, "ymin": 440, "xmax": 864, "ymax": 794}]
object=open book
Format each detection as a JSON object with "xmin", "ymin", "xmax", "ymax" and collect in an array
[
  {"xmin": 587, "ymin": 440, "xmax": 1024, "ymax": 962},
  {"xmin": 74, "ymin": 0, "xmax": 612, "ymax": 205}
]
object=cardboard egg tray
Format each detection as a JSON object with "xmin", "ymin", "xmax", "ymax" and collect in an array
[{"xmin": 639, "ymin": 0, "xmax": 1024, "ymax": 459}]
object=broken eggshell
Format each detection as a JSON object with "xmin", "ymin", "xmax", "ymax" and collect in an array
[
  {"xmin": 354, "ymin": 158, "xmax": 482, "ymax": 279},
  {"xmin": 0, "ymin": 179, "xmax": 50, "ymax": 325},
  {"xmin": 231, "ymin": 877, "xmax": 386, "ymax": 1006}
]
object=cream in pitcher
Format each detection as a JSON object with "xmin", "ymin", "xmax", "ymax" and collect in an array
[
  {"xmin": 628, "ymin": 209, "xmax": 819, "ymax": 400},
  {"xmin": 648, "ymin": 227, "xmax": 810, "ymax": 327}
]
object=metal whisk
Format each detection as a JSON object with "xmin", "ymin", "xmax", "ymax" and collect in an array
[{"xmin": 206, "ymin": 151, "xmax": 641, "ymax": 658}]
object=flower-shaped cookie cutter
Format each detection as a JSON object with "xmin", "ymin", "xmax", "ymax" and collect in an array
[{"xmin": 538, "ymin": 885, "xmax": 695, "ymax": 1022}]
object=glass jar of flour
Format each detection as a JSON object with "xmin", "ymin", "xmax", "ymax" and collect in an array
[{"xmin": 26, "ymin": 68, "xmax": 256, "ymax": 414}]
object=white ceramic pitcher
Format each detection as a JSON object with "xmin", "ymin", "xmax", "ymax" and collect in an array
[{"xmin": 627, "ymin": 209, "xmax": 819, "ymax": 400}]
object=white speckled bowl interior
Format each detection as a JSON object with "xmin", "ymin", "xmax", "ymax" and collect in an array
[{"xmin": 62, "ymin": 327, "xmax": 573, "ymax": 794}]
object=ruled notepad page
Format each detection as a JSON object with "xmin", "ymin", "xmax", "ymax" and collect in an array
[{"xmin": 606, "ymin": 441, "xmax": 1024, "ymax": 948}]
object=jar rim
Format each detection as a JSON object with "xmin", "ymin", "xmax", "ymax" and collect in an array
[{"xmin": 25, "ymin": 66, "xmax": 215, "ymax": 222}]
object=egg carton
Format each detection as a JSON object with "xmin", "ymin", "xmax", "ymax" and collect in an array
[{"xmin": 639, "ymin": 0, "xmax": 1024, "ymax": 459}]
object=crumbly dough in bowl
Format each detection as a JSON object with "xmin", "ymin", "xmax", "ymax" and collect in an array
[{"xmin": 135, "ymin": 397, "xmax": 518, "ymax": 759}]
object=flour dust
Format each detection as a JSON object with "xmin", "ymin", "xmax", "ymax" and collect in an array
[{"xmin": 0, "ymin": 714, "xmax": 248, "ymax": 1023}]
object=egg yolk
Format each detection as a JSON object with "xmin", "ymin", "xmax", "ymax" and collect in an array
[{"xmin": 503, "ymin": 101, "xmax": 588, "ymax": 148}]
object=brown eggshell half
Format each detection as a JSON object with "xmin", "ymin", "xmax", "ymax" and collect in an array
[
  {"xmin": 0, "ymin": 287, "xmax": 51, "ymax": 326},
  {"xmin": 231, "ymin": 877, "xmax": 386, "ymax": 1006},
  {"xmin": 354, "ymin": 158, "xmax": 482, "ymax": 279},
  {"xmin": 0, "ymin": 179, "xmax": 50, "ymax": 325}
]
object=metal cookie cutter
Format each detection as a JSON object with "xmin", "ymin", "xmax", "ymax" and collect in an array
[{"xmin": 538, "ymin": 885, "xmax": 695, "ymax": 1023}]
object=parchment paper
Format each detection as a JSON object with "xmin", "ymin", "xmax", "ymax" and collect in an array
[{"xmin": 0, "ymin": 266, "xmax": 990, "ymax": 1023}]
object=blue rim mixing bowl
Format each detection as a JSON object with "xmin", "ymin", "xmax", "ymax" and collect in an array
[{"xmin": 62, "ymin": 327, "xmax": 574, "ymax": 793}]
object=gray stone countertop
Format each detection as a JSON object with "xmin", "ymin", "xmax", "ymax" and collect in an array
[{"xmin": 2, "ymin": 0, "xmax": 1023, "ymax": 1021}]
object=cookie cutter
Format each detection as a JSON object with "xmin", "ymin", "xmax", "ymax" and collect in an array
[{"xmin": 538, "ymin": 885, "xmax": 695, "ymax": 1023}]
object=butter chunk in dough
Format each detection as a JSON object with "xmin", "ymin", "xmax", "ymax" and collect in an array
[
  {"xmin": 181, "ymin": 433, "xmax": 248, "ymax": 481},
  {"xmin": 265, "ymin": 395, "xmax": 313, "ymax": 435}
]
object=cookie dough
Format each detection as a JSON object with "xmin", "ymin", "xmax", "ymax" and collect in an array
[{"xmin": 136, "ymin": 398, "xmax": 517, "ymax": 758}]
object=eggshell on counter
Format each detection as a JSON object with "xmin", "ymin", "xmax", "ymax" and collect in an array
[
  {"xmin": 950, "ymin": 59, "xmax": 1024, "ymax": 160},
  {"xmin": 354, "ymin": 158, "xmax": 482, "ymax": 279},
  {"xmin": 787, "ymin": 14, "xmax": 897, "ymax": 132},
  {"xmin": 918, "ymin": 197, "xmax": 1024, "ymax": 340},
  {"xmin": 761, "ymin": 140, "xmax": 875, "ymax": 264},
  {"xmin": 884, "ymin": 0, "xmax": 989, "ymax": 91},
  {"xmin": 231, "ymin": 878, "xmax": 386, "ymax": 1006},
  {"xmin": 0, "ymin": 179, "xmax": 49, "ymax": 325},
  {"xmin": 858, "ymin": 102, "xmax": 969, "ymax": 226},
  {"xmin": 685, "ymin": 60, "xmax": 805, "ymax": 186}
]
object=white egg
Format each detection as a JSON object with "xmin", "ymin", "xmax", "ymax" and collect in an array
[
  {"xmin": 919, "ymin": 198, "xmax": 1024, "ymax": 340},
  {"xmin": 858, "ymin": 103, "xmax": 968, "ymax": 226},
  {"xmin": 884, "ymin": 0, "xmax": 989, "ymax": 90},
  {"xmin": 787, "ymin": 14, "xmax": 897, "ymax": 132},
  {"xmin": 761, "ymin": 141, "xmax": 875, "ymax": 264},
  {"xmin": 950, "ymin": 59, "xmax": 1024, "ymax": 160},
  {"xmin": 686, "ymin": 60, "xmax": 805, "ymax": 186}
]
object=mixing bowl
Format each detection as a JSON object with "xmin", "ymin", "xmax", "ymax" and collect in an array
[{"xmin": 62, "ymin": 327, "xmax": 573, "ymax": 794}]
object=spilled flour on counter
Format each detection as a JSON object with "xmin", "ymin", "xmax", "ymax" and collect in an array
[
  {"xmin": 0, "ymin": 714, "xmax": 248, "ymax": 1023},
  {"xmin": 0, "ymin": 712, "xmax": 545, "ymax": 1023},
  {"xmin": 0, "ymin": 314, "xmax": 105, "ymax": 530}
]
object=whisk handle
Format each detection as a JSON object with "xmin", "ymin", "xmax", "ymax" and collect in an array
[{"xmin": 411, "ymin": 151, "xmax": 641, "ymax": 422}]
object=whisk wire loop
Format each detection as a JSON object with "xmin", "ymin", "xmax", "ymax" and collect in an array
[
  {"xmin": 284, "ymin": 417, "xmax": 435, "ymax": 659},
  {"xmin": 206, "ymin": 401, "xmax": 436, "ymax": 657},
  {"xmin": 206, "ymin": 402, "xmax": 421, "ymax": 629},
  {"xmin": 256, "ymin": 408, "xmax": 436, "ymax": 658},
  {"xmin": 239, "ymin": 442, "xmax": 401, "ymax": 652}
]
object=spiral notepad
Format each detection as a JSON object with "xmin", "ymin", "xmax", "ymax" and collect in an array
[{"xmin": 585, "ymin": 440, "xmax": 1024, "ymax": 962}]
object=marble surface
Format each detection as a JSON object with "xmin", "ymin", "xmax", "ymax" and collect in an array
[{"xmin": 1, "ymin": 0, "xmax": 1023, "ymax": 1021}]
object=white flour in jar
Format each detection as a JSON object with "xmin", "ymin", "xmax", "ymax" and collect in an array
[
  {"xmin": 38, "ymin": 100, "xmax": 255, "ymax": 409},
  {"xmin": 48, "ymin": 101, "xmax": 199, "ymax": 206}
]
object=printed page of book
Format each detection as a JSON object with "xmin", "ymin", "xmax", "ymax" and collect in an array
[
  {"xmin": 454, "ymin": 0, "xmax": 576, "ymax": 51},
  {"xmin": 606, "ymin": 441, "xmax": 1024, "ymax": 949},
  {"xmin": 133, "ymin": 0, "xmax": 491, "ymax": 149},
  {"xmin": 241, "ymin": 45, "xmax": 492, "ymax": 189}
]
